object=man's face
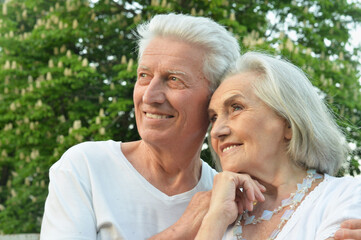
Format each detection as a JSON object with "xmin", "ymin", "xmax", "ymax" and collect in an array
[{"xmin": 134, "ymin": 37, "xmax": 211, "ymax": 148}]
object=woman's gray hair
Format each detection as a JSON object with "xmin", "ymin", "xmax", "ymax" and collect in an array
[
  {"xmin": 135, "ymin": 13, "xmax": 240, "ymax": 92},
  {"xmin": 219, "ymin": 52, "xmax": 349, "ymax": 175}
]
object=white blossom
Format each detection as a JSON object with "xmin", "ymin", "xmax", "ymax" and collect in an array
[
  {"xmin": 46, "ymin": 72, "xmax": 52, "ymax": 81},
  {"xmin": 4, "ymin": 60, "xmax": 10, "ymax": 69},
  {"xmin": 72, "ymin": 19, "xmax": 78, "ymax": 29},
  {"xmin": 66, "ymin": 50, "xmax": 72, "ymax": 58},
  {"xmin": 10, "ymin": 102, "xmax": 16, "ymax": 111},
  {"xmin": 96, "ymin": 116, "xmax": 101, "ymax": 124},
  {"xmin": 121, "ymin": 55, "xmax": 127, "ymax": 64},
  {"xmin": 29, "ymin": 195, "xmax": 37, "ymax": 203},
  {"xmin": 35, "ymin": 99, "xmax": 43, "ymax": 107},
  {"xmin": 99, "ymin": 127, "xmax": 105, "ymax": 135},
  {"xmin": 30, "ymin": 149, "xmax": 39, "ymax": 160},
  {"xmin": 82, "ymin": 58, "xmax": 88, "ymax": 67},
  {"xmin": 22, "ymin": 9, "xmax": 27, "ymax": 19},
  {"xmin": 99, "ymin": 108, "xmax": 105, "ymax": 117},
  {"xmin": 48, "ymin": 59, "xmax": 54, "ymax": 68},
  {"xmin": 73, "ymin": 120, "xmax": 82, "ymax": 130},
  {"xmin": 2, "ymin": 4, "xmax": 7, "ymax": 15},
  {"xmin": 127, "ymin": 58, "xmax": 134, "ymax": 72}
]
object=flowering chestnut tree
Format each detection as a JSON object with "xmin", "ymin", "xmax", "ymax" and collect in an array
[{"xmin": 0, "ymin": 0, "xmax": 360, "ymax": 233}]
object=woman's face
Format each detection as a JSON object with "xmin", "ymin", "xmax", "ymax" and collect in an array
[{"xmin": 208, "ymin": 71, "xmax": 292, "ymax": 175}]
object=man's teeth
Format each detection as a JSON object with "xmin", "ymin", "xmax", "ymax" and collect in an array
[
  {"xmin": 146, "ymin": 113, "xmax": 169, "ymax": 119},
  {"xmin": 223, "ymin": 145, "xmax": 239, "ymax": 152}
]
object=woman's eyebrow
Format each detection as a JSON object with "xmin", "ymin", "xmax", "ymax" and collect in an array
[
  {"xmin": 223, "ymin": 94, "xmax": 245, "ymax": 107},
  {"xmin": 208, "ymin": 94, "xmax": 244, "ymax": 114}
]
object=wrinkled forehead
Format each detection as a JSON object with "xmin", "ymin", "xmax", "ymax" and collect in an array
[{"xmin": 209, "ymin": 72, "xmax": 257, "ymax": 107}]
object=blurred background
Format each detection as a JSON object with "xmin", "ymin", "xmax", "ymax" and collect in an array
[{"xmin": 0, "ymin": 0, "xmax": 360, "ymax": 234}]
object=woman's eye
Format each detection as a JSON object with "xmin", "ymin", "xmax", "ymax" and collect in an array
[
  {"xmin": 139, "ymin": 73, "xmax": 147, "ymax": 78},
  {"xmin": 231, "ymin": 103, "xmax": 243, "ymax": 111},
  {"xmin": 209, "ymin": 115, "xmax": 217, "ymax": 123}
]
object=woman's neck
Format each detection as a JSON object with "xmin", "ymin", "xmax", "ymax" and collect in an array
[{"xmin": 251, "ymin": 163, "xmax": 308, "ymax": 209}]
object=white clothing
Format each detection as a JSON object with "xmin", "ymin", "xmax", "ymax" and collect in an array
[
  {"xmin": 223, "ymin": 174, "xmax": 361, "ymax": 240},
  {"xmin": 40, "ymin": 140, "xmax": 217, "ymax": 240}
]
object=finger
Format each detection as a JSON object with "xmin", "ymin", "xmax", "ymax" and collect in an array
[
  {"xmin": 252, "ymin": 182, "xmax": 265, "ymax": 202},
  {"xmin": 236, "ymin": 199, "xmax": 244, "ymax": 214},
  {"xmin": 235, "ymin": 187, "xmax": 250, "ymax": 212},
  {"xmin": 232, "ymin": 173, "xmax": 265, "ymax": 212},
  {"xmin": 245, "ymin": 179, "xmax": 265, "ymax": 203},
  {"xmin": 243, "ymin": 181, "xmax": 255, "ymax": 202},
  {"xmin": 235, "ymin": 188, "xmax": 252, "ymax": 212},
  {"xmin": 251, "ymin": 179, "xmax": 266, "ymax": 202},
  {"xmin": 235, "ymin": 175, "xmax": 263, "ymax": 211},
  {"xmin": 241, "ymin": 192, "xmax": 254, "ymax": 212},
  {"xmin": 254, "ymin": 179, "xmax": 267, "ymax": 193},
  {"xmin": 243, "ymin": 186, "xmax": 256, "ymax": 212},
  {"xmin": 335, "ymin": 228, "xmax": 361, "ymax": 239},
  {"xmin": 341, "ymin": 219, "xmax": 361, "ymax": 229}
]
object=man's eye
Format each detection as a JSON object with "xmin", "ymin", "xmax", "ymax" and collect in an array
[
  {"xmin": 167, "ymin": 76, "xmax": 186, "ymax": 89},
  {"xmin": 139, "ymin": 73, "xmax": 147, "ymax": 77}
]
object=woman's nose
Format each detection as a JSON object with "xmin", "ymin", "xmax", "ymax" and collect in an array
[
  {"xmin": 142, "ymin": 78, "xmax": 166, "ymax": 104},
  {"xmin": 211, "ymin": 118, "xmax": 231, "ymax": 139}
]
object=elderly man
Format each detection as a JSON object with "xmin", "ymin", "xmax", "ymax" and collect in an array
[{"xmin": 41, "ymin": 13, "xmax": 361, "ymax": 240}]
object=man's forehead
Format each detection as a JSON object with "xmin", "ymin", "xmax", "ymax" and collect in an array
[{"xmin": 138, "ymin": 64, "xmax": 187, "ymax": 75}]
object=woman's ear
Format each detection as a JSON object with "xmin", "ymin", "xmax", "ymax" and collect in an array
[{"xmin": 284, "ymin": 121, "xmax": 292, "ymax": 140}]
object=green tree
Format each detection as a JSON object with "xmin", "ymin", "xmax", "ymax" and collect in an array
[{"xmin": 0, "ymin": 0, "xmax": 360, "ymax": 233}]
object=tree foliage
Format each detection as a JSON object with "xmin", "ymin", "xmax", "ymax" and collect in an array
[{"xmin": 0, "ymin": 0, "xmax": 360, "ymax": 234}]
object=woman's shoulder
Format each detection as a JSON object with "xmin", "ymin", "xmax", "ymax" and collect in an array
[
  {"xmin": 321, "ymin": 174, "xmax": 361, "ymax": 196},
  {"xmin": 325, "ymin": 174, "xmax": 361, "ymax": 185}
]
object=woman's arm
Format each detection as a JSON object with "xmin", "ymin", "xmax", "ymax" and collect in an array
[{"xmin": 195, "ymin": 172, "xmax": 265, "ymax": 240}]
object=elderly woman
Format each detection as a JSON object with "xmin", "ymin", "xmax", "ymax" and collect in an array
[{"xmin": 196, "ymin": 52, "xmax": 361, "ymax": 240}]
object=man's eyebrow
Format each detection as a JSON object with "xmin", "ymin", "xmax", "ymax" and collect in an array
[
  {"xmin": 137, "ymin": 66, "xmax": 186, "ymax": 76},
  {"xmin": 167, "ymin": 70, "xmax": 186, "ymax": 76},
  {"xmin": 138, "ymin": 65, "xmax": 150, "ymax": 70}
]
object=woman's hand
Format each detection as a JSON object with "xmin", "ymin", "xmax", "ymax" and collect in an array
[
  {"xmin": 208, "ymin": 171, "xmax": 266, "ymax": 224},
  {"xmin": 195, "ymin": 171, "xmax": 266, "ymax": 240}
]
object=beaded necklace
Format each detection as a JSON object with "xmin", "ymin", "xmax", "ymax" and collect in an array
[{"xmin": 233, "ymin": 169, "xmax": 323, "ymax": 240}]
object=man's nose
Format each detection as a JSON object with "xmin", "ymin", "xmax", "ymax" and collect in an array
[
  {"xmin": 211, "ymin": 118, "xmax": 231, "ymax": 139},
  {"xmin": 142, "ymin": 77, "xmax": 166, "ymax": 104}
]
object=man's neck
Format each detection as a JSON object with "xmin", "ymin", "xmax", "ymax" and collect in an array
[{"xmin": 121, "ymin": 140, "xmax": 203, "ymax": 196}]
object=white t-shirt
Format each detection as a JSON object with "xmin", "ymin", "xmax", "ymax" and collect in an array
[
  {"xmin": 223, "ymin": 174, "xmax": 361, "ymax": 240},
  {"xmin": 40, "ymin": 140, "xmax": 217, "ymax": 240}
]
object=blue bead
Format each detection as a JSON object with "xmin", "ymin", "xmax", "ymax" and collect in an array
[
  {"xmin": 281, "ymin": 209, "xmax": 294, "ymax": 220},
  {"xmin": 244, "ymin": 215, "xmax": 255, "ymax": 225},
  {"xmin": 233, "ymin": 226, "xmax": 243, "ymax": 235},
  {"xmin": 260, "ymin": 210, "xmax": 274, "ymax": 220}
]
